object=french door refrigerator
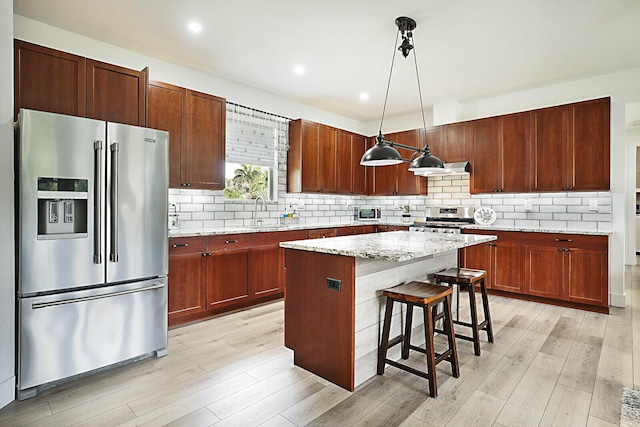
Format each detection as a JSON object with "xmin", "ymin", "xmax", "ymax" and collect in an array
[{"xmin": 15, "ymin": 109, "xmax": 169, "ymax": 399}]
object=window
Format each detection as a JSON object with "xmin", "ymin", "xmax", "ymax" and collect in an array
[{"xmin": 224, "ymin": 103, "xmax": 287, "ymax": 200}]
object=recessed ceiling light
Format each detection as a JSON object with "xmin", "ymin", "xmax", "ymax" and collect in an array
[
  {"xmin": 293, "ymin": 66, "xmax": 305, "ymax": 75},
  {"xmin": 187, "ymin": 21, "xmax": 202, "ymax": 33},
  {"xmin": 359, "ymin": 93, "xmax": 369, "ymax": 101}
]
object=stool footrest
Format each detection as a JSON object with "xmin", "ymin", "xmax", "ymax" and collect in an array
[{"xmin": 384, "ymin": 359, "xmax": 431, "ymax": 381}]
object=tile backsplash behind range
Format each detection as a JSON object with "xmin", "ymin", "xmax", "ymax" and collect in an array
[{"xmin": 169, "ymin": 173, "xmax": 612, "ymax": 231}]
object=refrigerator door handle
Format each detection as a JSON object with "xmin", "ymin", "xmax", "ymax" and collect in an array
[
  {"xmin": 31, "ymin": 283, "xmax": 165, "ymax": 309},
  {"xmin": 110, "ymin": 142, "xmax": 119, "ymax": 262},
  {"xmin": 94, "ymin": 140, "xmax": 103, "ymax": 264}
]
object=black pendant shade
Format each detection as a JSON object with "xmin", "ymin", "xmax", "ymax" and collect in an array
[{"xmin": 360, "ymin": 16, "xmax": 447, "ymax": 175}]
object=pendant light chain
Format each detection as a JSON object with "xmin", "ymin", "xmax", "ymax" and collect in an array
[
  {"xmin": 378, "ymin": 30, "xmax": 400, "ymax": 135},
  {"xmin": 411, "ymin": 35, "xmax": 430, "ymax": 153}
]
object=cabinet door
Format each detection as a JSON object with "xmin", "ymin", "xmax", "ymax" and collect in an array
[
  {"xmin": 147, "ymin": 81, "xmax": 185, "ymax": 188},
  {"xmin": 470, "ymin": 117, "xmax": 500, "ymax": 194},
  {"xmin": 532, "ymin": 105, "xmax": 568, "ymax": 191},
  {"xmin": 460, "ymin": 242, "xmax": 493, "ymax": 288},
  {"xmin": 301, "ymin": 121, "xmax": 321, "ymax": 192},
  {"xmin": 566, "ymin": 248, "xmax": 608, "ymax": 306},
  {"xmin": 568, "ymin": 98, "xmax": 610, "ymax": 191},
  {"xmin": 251, "ymin": 245, "xmax": 282, "ymax": 297},
  {"xmin": 207, "ymin": 249, "xmax": 250, "ymax": 308},
  {"xmin": 425, "ymin": 126, "xmax": 444, "ymax": 161},
  {"xmin": 319, "ymin": 126, "xmax": 338, "ymax": 193},
  {"xmin": 168, "ymin": 252, "xmax": 206, "ymax": 323},
  {"xmin": 184, "ymin": 90, "xmax": 226, "ymax": 189},
  {"xmin": 444, "ymin": 122, "xmax": 469, "ymax": 162},
  {"xmin": 525, "ymin": 245, "xmax": 563, "ymax": 299},
  {"xmin": 86, "ymin": 59, "xmax": 146, "ymax": 126},
  {"xmin": 336, "ymin": 131, "xmax": 353, "ymax": 194},
  {"xmin": 395, "ymin": 129, "xmax": 428, "ymax": 195},
  {"xmin": 351, "ymin": 134, "xmax": 367, "ymax": 195},
  {"xmin": 492, "ymin": 242, "xmax": 525, "ymax": 293},
  {"xmin": 14, "ymin": 40, "xmax": 85, "ymax": 120},
  {"xmin": 500, "ymin": 111, "xmax": 531, "ymax": 193},
  {"xmin": 370, "ymin": 164, "xmax": 398, "ymax": 195}
]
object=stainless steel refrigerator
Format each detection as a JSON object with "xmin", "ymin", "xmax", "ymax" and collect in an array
[{"xmin": 15, "ymin": 109, "xmax": 169, "ymax": 399}]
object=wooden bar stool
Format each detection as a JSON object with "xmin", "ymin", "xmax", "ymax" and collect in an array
[
  {"xmin": 434, "ymin": 267, "xmax": 494, "ymax": 356},
  {"xmin": 377, "ymin": 281, "xmax": 460, "ymax": 398}
]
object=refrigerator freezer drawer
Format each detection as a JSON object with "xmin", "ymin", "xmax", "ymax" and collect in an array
[{"xmin": 18, "ymin": 278, "xmax": 167, "ymax": 392}]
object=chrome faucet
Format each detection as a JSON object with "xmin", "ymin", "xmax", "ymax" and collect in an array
[{"xmin": 253, "ymin": 196, "xmax": 266, "ymax": 227}]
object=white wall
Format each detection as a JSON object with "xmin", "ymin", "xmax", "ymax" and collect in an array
[{"xmin": 0, "ymin": 0, "xmax": 15, "ymax": 410}]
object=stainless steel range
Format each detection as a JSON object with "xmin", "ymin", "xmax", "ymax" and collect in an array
[{"xmin": 409, "ymin": 206, "xmax": 475, "ymax": 234}]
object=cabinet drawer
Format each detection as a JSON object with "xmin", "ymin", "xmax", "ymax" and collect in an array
[
  {"xmin": 308, "ymin": 228, "xmax": 337, "ymax": 239},
  {"xmin": 252, "ymin": 230, "xmax": 308, "ymax": 247},
  {"xmin": 207, "ymin": 233, "xmax": 252, "ymax": 251},
  {"xmin": 169, "ymin": 237, "xmax": 206, "ymax": 255},
  {"xmin": 525, "ymin": 233, "xmax": 607, "ymax": 250}
]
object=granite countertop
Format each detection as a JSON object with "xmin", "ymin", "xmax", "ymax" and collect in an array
[
  {"xmin": 279, "ymin": 231, "xmax": 497, "ymax": 262},
  {"xmin": 168, "ymin": 221, "xmax": 411, "ymax": 238},
  {"xmin": 461, "ymin": 224, "xmax": 613, "ymax": 236}
]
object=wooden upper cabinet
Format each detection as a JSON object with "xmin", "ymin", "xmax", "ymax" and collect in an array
[
  {"xmin": 351, "ymin": 134, "xmax": 367, "ymax": 195},
  {"xmin": 568, "ymin": 98, "xmax": 610, "ymax": 191},
  {"xmin": 86, "ymin": 59, "xmax": 147, "ymax": 126},
  {"xmin": 288, "ymin": 119, "xmax": 358, "ymax": 194},
  {"xmin": 184, "ymin": 90, "xmax": 226, "ymax": 190},
  {"xmin": 500, "ymin": 111, "xmax": 532, "ymax": 193},
  {"xmin": 443, "ymin": 122, "xmax": 469, "ymax": 162},
  {"xmin": 147, "ymin": 81, "xmax": 185, "ymax": 188},
  {"xmin": 425, "ymin": 126, "xmax": 444, "ymax": 162},
  {"xmin": 319, "ymin": 126, "xmax": 338, "ymax": 193},
  {"xmin": 14, "ymin": 39, "xmax": 85, "ymax": 119},
  {"xmin": 469, "ymin": 117, "xmax": 500, "ymax": 193},
  {"xmin": 532, "ymin": 105, "xmax": 569, "ymax": 191},
  {"xmin": 336, "ymin": 130, "xmax": 352, "ymax": 194}
]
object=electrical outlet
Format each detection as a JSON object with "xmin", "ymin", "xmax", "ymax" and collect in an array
[
  {"xmin": 524, "ymin": 199, "xmax": 533, "ymax": 211},
  {"xmin": 327, "ymin": 278, "xmax": 342, "ymax": 291},
  {"xmin": 589, "ymin": 199, "xmax": 598, "ymax": 212}
]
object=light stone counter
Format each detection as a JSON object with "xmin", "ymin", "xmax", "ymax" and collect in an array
[
  {"xmin": 462, "ymin": 224, "xmax": 612, "ymax": 236},
  {"xmin": 280, "ymin": 231, "xmax": 497, "ymax": 262}
]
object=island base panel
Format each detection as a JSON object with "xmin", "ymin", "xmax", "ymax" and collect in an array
[{"xmin": 284, "ymin": 249, "xmax": 356, "ymax": 391}]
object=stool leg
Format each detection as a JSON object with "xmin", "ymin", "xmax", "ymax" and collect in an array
[
  {"xmin": 455, "ymin": 284, "xmax": 460, "ymax": 322},
  {"xmin": 467, "ymin": 283, "xmax": 481, "ymax": 356},
  {"xmin": 443, "ymin": 294, "xmax": 460, "ymax": 378},
  {"xmin": 402, "ymin": 304, "xmax": 414, "ymax": 360},
  {"xmin": 423, "ymin": 304, "xmax": 438, "ymax": 398},
  {"xmin": 480, "ymin": 278, "xmax": 494, "ymax": 343},
  {"xmin": 377, "ymin": 298, "xmax": 394, "ymax": 375}
]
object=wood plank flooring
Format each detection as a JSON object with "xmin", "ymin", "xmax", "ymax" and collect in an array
[{"xmin": 2, "ymin": 266, "xmax": 639, "ymax": 426}]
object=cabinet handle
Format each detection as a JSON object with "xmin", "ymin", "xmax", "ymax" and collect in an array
[
  {"xmin": 201, "ymin": 252, "xmax": 209, "ymax": 256},
  {"xmin": 181, "ymin": 183, "xmax": 192, "ymax": 187},
  {"xmin": 567, "ymin": 187, "xmax": 573, "ymax": 191},
  {"xmin": 493, "ymin": 189, "xmax": 503, "ymax": 193},
  {"xmin": 172, "ymin": 243, "xmax": 189, "ymax": 248},
  {"xmin": 555, "ymin": 239, "xmax": 572, "ymax": 242},
  {"xmin": 558, "ymin": 248, "xmax": 569, "ymax": 252},
  {"xmin": 225, "ymin": 239, "xmax": 238, "ymax": 244}
]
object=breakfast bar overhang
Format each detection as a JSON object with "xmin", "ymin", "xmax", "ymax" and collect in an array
[{"xmin": 280, "ymin": 231, "xmax": 497, "ymax": 391}]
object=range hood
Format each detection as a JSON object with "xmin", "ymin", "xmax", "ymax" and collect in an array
[{"xmin": 413, "ymin": 161, "xmax": 470, "ymax": 176}]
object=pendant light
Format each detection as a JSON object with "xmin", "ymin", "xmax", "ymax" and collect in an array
[{"xmin": 360, "ymin": 17, "xmax": 444, "ymax": 173}]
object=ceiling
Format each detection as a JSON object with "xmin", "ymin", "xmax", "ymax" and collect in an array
[{"xmin": 13, "ymin": 0, "xmax": 640, "ymax": 124}]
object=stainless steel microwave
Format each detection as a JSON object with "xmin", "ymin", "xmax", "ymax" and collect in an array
[{"xmin": 356, "ymin": 207, "xmax": 382, "ymax": 221}]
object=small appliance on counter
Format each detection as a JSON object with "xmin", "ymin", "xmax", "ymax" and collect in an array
[
  {"xmin": 354, "ymin": 206, "xmax": 382, "ymax": 221},
  {"xmin": 168, "ymin": 203, "xmax": 180, "ymax": 230}
]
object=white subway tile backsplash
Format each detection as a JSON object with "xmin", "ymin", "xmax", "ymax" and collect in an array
[
  {"xmin": 539, "ymin": 205, "xmax": 567, "ymax": 213},
  {"xmin": 554, "ymin": 213, "xmax": 582, "ymax": 221}
]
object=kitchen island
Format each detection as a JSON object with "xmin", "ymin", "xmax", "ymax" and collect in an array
[{"xmin": 280, "ymin": 231, "xmax": 497, "ymax": 391}]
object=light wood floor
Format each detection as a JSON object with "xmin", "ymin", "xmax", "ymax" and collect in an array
[{"xmin": 2, "ymin": 266, "xmax": 639, "ymax": 427}]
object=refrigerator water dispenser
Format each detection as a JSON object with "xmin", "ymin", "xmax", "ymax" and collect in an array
[{"xmin": 37, "ymin": 177, "xmax": 88, "ymax": 239}]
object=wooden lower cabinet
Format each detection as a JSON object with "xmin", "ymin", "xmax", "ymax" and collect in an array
[
  {"xmin": 375, "ymin": 225, "xmax": 409, "ymax": 232},
  {"xmin": 460, "ymin": 231, "xmax": 524, "ymax": 292},
  {"xmin": 462, "ymin": 230, "xmax": 608, "ymax": 310},
  {"xmin": 168, "ymin": 229, "xmax": 310, "ymax": 326}
]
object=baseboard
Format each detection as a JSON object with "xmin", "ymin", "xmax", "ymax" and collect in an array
[
  {"xmin": 0, "ymin": 375, "xmax": 15, "ymax": 409},
  {"xmin": 610, "ymin": 292, "xmax": 626, "ymax": 308}
]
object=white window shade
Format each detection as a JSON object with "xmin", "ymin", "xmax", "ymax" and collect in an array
[{"xmin": 226, "ymin": 104, "xmax": 286, "ymax": 168}]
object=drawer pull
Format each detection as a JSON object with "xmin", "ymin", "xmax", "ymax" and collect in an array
[
  {"xmin": 172, "ymin": 243, "xmax": 189, "ymax": 248},
  {"xmin": 554, "ymin": 239, "xmax": 572, "ymax": 242},
  {"xmin": 225, "ymin": 239, "xmax": 238, "ymax": 244}
]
